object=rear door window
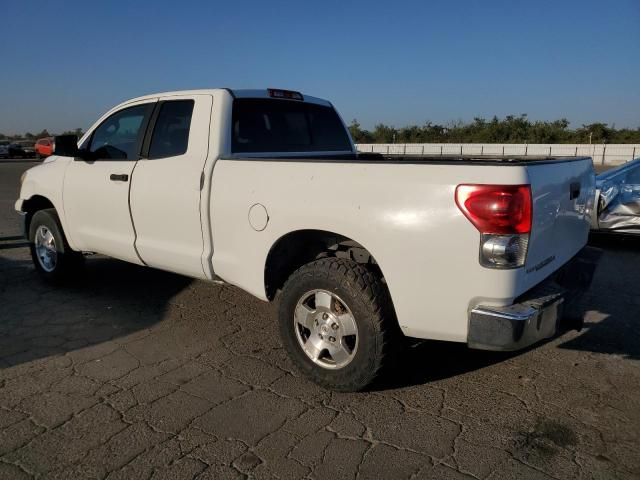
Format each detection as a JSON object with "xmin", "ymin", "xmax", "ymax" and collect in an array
[
  {"xmin": 231, "ymin": 99, "xmax": 351, "ymax": 153},
  {"xmin": 148, "ymin": 100, "xmax": 194, "ymax": 159}
]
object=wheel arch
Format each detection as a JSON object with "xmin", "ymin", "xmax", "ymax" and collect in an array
[
  {"xmin": 21, "ymin": 195, "xmax": 56, "ymax": 235},
  {"xmin": 263, "ymin": 228, "xmax": 393, "ymax": 304}
]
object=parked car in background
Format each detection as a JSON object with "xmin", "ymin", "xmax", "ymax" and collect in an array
[
  {"xmin": 35, "ymin": 137, "xmax": 54, "ymax": 159},
  {"xmin": 0, "ymin": 141, "xmax": 9, "ymax": 158},
  {"xmin": 9, "ymin": 141, "xmax": 36, "ymax": 158}
]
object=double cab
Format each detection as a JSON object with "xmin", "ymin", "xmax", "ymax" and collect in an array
[{"xmin": 16, "ymin": 88, "xmax": 599, "ymax": 390}]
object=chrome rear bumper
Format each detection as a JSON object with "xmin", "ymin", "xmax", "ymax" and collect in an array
[{"xmin": 468, "ymin": 246, "xmax": 601, "ymax": 351}]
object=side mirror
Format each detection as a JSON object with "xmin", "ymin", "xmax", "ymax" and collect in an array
[{"xmin": 53, "ymin": 135, "xmax": 79, "ymax": 157}]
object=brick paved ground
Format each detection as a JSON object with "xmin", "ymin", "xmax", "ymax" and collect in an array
[{"xmin": 1, "ymin": 161, "xmax": 639, "ymax": 479}]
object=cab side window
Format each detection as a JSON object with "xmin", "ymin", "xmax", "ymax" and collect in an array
[
  {"xmin": 89, "ymin": 105, "xmax": 149, "ymax": 160},
  {"xmin": 148, "ymin": 100, "xmax": 194, "ymax": 159}
]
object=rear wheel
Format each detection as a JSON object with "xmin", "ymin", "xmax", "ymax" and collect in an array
[
  {"xmin": 278, "ymin": 258, "xmax": 399, "ymax": 391},
  {"xmin": 29, "ymin": 209, "xmax": 83, "ymax": 282}
]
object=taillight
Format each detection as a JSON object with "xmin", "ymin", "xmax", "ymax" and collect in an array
[
  {"xmin": 455, "ymin": 185, "xmax": 531, "ymax": 234},
  {"xmin": 455, "ymin": 184, "xmax": 532, "ymax": 269}
]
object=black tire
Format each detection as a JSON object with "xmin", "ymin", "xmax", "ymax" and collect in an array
[
  {"xmin": 29, "ymin": 208, "xmax": 83, "ymax": 283},
  {"xmin": 278, "ymin": 258, "xmax": 400, "ymax": 392}
]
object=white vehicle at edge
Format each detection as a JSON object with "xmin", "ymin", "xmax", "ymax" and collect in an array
[{"xmin": 16, "ymin": 88, "xmax": 600, "ymax": 391}]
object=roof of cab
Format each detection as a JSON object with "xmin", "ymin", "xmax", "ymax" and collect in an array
[{"xmin": 120, "ymin": 88, "xmax": 332, "ymax": 107}]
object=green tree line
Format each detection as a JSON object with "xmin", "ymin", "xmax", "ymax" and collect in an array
[
  {"xmin": 349, "ymin": 115, "xmax": 640, "ymax": 144},
  {"xmin": 3, "ymin": 116, "xmax": 640, "ymax": 144}
]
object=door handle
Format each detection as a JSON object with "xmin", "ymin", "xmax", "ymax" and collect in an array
[
  {"xmin": 110, "ymin": 174, "xmax": 129, "ymax": 182},
  {"xmin": 570, "ymin": 182, "xmax": 581, "ymax": 200}
]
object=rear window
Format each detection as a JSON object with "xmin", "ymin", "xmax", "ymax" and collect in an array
[
  {"xmin": 148, "ymin": 100, "xmax": 194, "ymax": 159},
  {"xmin": 231, "ymin": 99, "xmax": 351, "ymax": 154}
]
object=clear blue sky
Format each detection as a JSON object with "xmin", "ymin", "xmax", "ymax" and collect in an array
[{"xmin": 1, "ymin": 0, "xmax": 638, "ymax": 134}]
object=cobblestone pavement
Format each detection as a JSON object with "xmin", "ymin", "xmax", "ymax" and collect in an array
[{"xmin": 1, "ymin": 161, "xmax": 639, "ymax": 479}]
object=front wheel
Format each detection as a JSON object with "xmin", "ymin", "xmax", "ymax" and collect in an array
[
  {"xmin": 278, "ymin": 258, "xmax": 399, "ymax": 391},
  {"xmin": 29, "ymin": 209, "xmax": 83, "ymax": 282}
]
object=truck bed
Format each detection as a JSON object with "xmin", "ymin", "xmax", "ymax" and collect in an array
[
  {"xmin": 225, "ymin": 153, "xmax": 593, "ymax": 166},
  {"xmin": 357, "ymin": 154, "xmax": 593, "ymax": 166}
]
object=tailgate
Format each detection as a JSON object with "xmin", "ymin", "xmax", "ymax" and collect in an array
[{"xmin": 519, "ymin": 158, "xmax": 595, "ymax": 290}]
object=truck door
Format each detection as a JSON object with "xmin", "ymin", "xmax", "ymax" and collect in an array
[
  {"xmin": 129, "ymin": 94, "xmax": 213, "ymax": 278},
  {"xmin": 63, "ymin": 100, "xmax": 156, "ymax": 264}
]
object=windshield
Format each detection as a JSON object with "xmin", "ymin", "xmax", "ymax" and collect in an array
[{"xmin": 231, "ymin": 99, "xmax": 352, "ymax": 154}]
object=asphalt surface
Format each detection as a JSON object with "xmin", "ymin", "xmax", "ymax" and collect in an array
[{"xmin": 0, "ymin": 159, "xmax": 639, "ymax": 480}]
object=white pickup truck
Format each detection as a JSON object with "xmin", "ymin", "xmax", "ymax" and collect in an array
[{"xmin": 16, "ymin": 88, "xmax": 600, "ymax": 391}]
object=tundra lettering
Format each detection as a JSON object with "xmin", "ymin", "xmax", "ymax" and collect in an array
[{"xmin": 526, "ymin": 255, "xmax": 556, "ymax": 274}]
